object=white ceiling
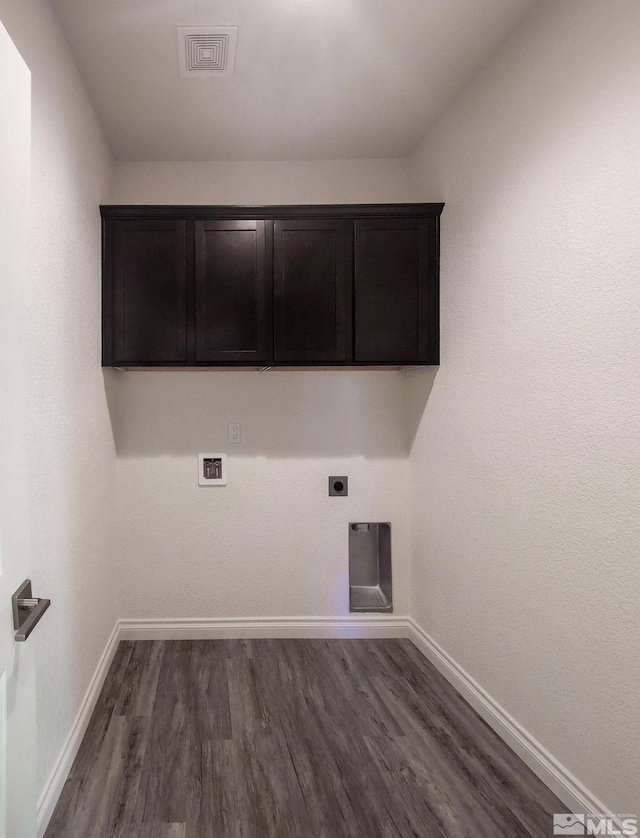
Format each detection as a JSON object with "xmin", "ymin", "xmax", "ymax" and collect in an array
[{"xmin": 50, "ymin": 0, "xmax": 536, "ymax": 162}]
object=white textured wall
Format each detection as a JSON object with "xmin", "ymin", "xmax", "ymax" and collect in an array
[
  {"xmin": 407, "ymin": 0, "xmax": 640, "ymax": 815},
  {"xmin": 109, "ymin": 162, "xmax": 411, "ymax": 620},
  {"xmin": 110, "ymin": 372, "xmax": 409, "ymax": 618},
  {"xmin": 0, "ymin": 0, "xmax": 117, "ymax": 794},
  {"xmin": 110, "ymin": 159, "xmax": 409, "ymax": 205}
]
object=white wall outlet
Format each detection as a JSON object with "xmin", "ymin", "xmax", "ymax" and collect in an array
[
  {"xmin": 228, "ymin": 423, "xmax": 241, "ymax": 444},
  {"xmin": 198, "ymin": 453, "xmax": 227, "ymax": 486}
]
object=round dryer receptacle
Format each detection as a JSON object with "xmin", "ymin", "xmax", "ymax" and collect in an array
[{"xmin": 328, "ymin": 476, "xmax": 348, "ymax": 496}]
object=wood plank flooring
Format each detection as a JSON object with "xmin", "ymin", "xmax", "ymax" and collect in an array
[{"xmin": 45, "ymin": 639, "xmax": 566, "ymax": 837}]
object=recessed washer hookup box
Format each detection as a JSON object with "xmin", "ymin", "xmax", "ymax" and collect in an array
[{"xmin": 349, "ymin": 522, "xmax": 392, "ymax": 613}]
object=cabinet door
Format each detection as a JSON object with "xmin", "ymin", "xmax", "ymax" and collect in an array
[
  {"xmin": 195, "ymin": 220, "xmax": 270, "ymax": 364},
  {"xmin": 354, "ymin": 218, "xmax": 438, "ymax": 364},
  {"xmin": 110, "ymin": 220, "xmax": 187, "ymax": 365},
  {"xmin": 274, "ymin": 219, "xmax": 352, "ymax": 363}
]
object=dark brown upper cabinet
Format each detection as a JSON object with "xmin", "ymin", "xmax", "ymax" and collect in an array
[
  {"xmin": 355, "ymin": 218, "xmax": 438, "ymax": 365},
  {"xmin": 195, "ymin": 220, "xmax": 270, "ymax": 364},
  {"xmin": 104, "ymin": 219, "xmax": 187, "ymax": 365},
  {"xmin": 101, "ymin": 204, "xmax": 443, "ymax": 368},
  {"xmin": 274, "ymin": 219, "xmax": 351, "ymax": 363}
]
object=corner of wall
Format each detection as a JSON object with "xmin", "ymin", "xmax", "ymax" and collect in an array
[{"xmin": 401, "ymin": 0, "xmax": 640, "ymax": 816}]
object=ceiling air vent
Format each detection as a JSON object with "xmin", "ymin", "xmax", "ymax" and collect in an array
[{"xmin": 177, "ymin": 26, "xmax": 238, "ymax": 78}]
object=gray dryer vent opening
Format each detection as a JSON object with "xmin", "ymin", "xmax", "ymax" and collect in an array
[{"xmin": 349, "ymin": 523, "xmax": 392, "ymax": 612}]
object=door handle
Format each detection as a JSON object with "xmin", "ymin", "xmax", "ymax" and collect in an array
[{"xmin": 12, "ymin": 579, "xmax": 51, "ymax": 642}]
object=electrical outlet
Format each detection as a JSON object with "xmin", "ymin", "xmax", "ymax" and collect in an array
[
  {"xmin": 329, "ymin": 476, "xmax": 348, "ymax": 496},
  {"xmin": 228, "ymin": 423, "xmax": 241, "ymax": 444}
]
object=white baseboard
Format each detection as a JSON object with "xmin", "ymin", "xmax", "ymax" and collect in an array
[
  {"xmin": 38, "ymin": 614, "xmax": 615, "ymax": 836},
  {"xmin": 118, "ymin": 615, "xmax": 411, "ymax": 641},
  {"xmin": 36, "ymin": 621, "xmax": 121, "ymax": 838},
  {"xmin": 406, "ymin": 617, "xmax": 615, "ymax": 821}
]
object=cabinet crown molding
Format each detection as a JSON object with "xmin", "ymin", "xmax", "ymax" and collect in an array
[{"xmin": 100, "ymin": 203, "xmax": 445, "ymax": 221}]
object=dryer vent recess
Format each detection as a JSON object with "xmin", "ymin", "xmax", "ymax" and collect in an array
[{"xmin": 329, "ymin": 477, "xmax": 348, "ymax": 496}]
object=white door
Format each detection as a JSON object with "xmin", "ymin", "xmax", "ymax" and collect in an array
[{"xmin": 0, "ymin": 18, "xmax": 38, "ymax": 838}]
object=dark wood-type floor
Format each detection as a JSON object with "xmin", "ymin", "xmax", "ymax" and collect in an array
[{"xmin": 46, "ymin": 639, "xmax": 566, "ymax": 837}]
